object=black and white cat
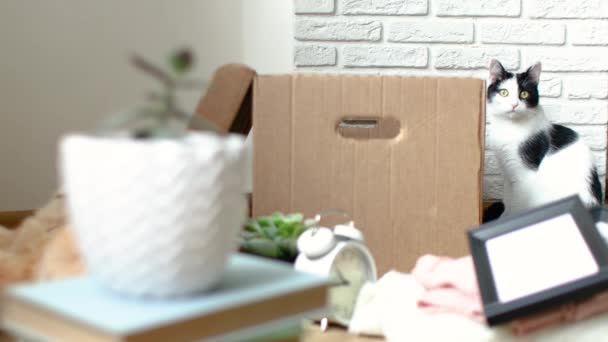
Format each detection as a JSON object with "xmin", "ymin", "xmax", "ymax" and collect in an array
[{"xmin": 485, "ymin": 59, "xmax": 603, "ymax": 218}]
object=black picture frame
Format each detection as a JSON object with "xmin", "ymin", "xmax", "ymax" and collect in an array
[
  {"xmin": 591, "ymin": 206, "xmax": 608, "ymax": 245},
  {"xmin": 591, "ymin": 206, "xmax": 608, "ymax": 223},
  {"xmin": 468, "ymin": 195, "xmax": 608, "ymax": 326}
]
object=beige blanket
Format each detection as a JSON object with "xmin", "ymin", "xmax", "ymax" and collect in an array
[{"xmin": 0, "ymin": 193, "xmax": 84, "ymax": 286}]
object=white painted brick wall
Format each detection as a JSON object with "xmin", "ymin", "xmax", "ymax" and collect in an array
[
  {"xmin": 434, "ymin": 47, "xmax": 519, "ymax": 70},
  {"xmin": 342, "ymin": 0, "xmax": 427, "ymax": 15},
  {"xmin": 295, "ymin": 45, "xmax": 337, "ymax": 66},
  {"xmin": 436, "ymin": 0, "xmax": 520, "ymax": 17},
  {"xmin": 293, "ymin": 0, "xmax": 608, "ymax": 201},
  {"xmin": 389, "ymin": 22, "xmax": 473, "ymax": 43},
  {"xmin": 571, "ymin": 22, "xmax": 608, "ymax": 46},
  {"xmin": 530, "ymin": 0, "xmax": 608, "ymax": 19},
  {"xmin": 543, "ymin": 104, "xmax": 608, "ymax": 125},
  {"xmin": 480, "ymin": 23, "xmax": 565, "ymax": 45},
  {"xmin": 527, "ymin": 48, "xmax": 608, "ymax": 72},
  {"xmin": 295, "ymin": 18, "xmax": 382, "ymax": 41},
  {"xmin": 294, "ymin": 0, "xmax": 335, "ymax": 14},
  {"xmin": 484, "ymin": 175, "xmax": 504, "ymax": 201},
  {"xmin": 594, "ymin": 151, "xmax": 608, "ymax": 175},
  {"xmin": 539, "ymin": 75, "xmax": 562, "ymax": 98},
  {"xmin": 343, "ymin": 46, "xmax": 427, "ymax": 67},
  {"xmin": 567, "ymin": 78, "xmax": 608, "ymax": 100}
]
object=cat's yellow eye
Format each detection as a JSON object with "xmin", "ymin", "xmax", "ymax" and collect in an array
[
  {"xmin": 520, "ymin": 91, "xmax": 530, "ymax": 99},
  {"xmin": 498, "ymin": 89, "xmax": 509, "ymax": 97}
]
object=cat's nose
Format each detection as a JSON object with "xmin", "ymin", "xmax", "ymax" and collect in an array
[{"xmin": 511, "ymin": 103, "xmax": 518, "ymax": 110}]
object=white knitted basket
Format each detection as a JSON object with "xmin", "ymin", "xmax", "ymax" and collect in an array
[{"xmin": 60, "ymin": 132, "xmax": 247, "ymax": 297}]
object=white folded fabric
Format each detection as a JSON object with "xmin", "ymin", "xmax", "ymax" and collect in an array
[{"xmin": 349, "ymin": 270, "xmax": 608, "ymax": 342}]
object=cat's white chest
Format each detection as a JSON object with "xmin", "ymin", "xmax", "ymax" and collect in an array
[
  {"xmin": 487, "ymin": 118, "xmax": 536, "ymax": 178},
  {"xmin": 486, "ymin": 114, "xmax": 544, "ymax": 149},
  {"xmin": 486, "ymin": 113, "xmax": 550, "ymax": 214}
]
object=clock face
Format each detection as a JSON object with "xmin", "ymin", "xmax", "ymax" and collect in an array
[{"xmin": 328, "ymin": 245, "xmax": 374, "ymax": 324}]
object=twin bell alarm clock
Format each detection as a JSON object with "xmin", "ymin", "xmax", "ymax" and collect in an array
[{"xmin": 294, "ymin": 209, "xmax": 377, "ymax": 326}]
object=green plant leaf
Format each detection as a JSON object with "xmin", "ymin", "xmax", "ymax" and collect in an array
[
  {"xmin": 276, "ymin": 224, "xmax": 292, "ymax": 238},
  {"xmin": 264, "ymin": 224, "xmax": 278, "ymax": 239},
  {"xmin": 240, "ymin": 212, "xmax": 307, "ymax": 261},
  {"xmin": 245, "ymin": 220, "xmax": 265, "ymax": 237},
  {"xmin": 239, "ymin": 230, "xmax": 258, "ymax": 240},
  {"xmin": 291, "ymin": 224, "xmax": 307, "ymax": 239},
  {"xmin": 245, "ymin": 238, "xmax": 280, "ymax": 258},
  {"xmin": 284, "ymin": 213, "xmax": 304, "ymax": 223},
  {"xmin": 275, "ymin": 237, "xmax": 299, "ymax": 261},
  {"xmin": 256, "ymin": 216, "xmax": 273, "ymax": 228}
]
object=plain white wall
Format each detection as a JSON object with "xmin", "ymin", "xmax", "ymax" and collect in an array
[
  {"xmin": 242, "ymin": 0, "xmax": 294, "ymax": 74},
  {"xmin": 0, "ymin": 0, "xmax": 293, "ymax": 211}
]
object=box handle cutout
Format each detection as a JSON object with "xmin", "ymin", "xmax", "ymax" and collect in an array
[
  {"xmin": 337, "ymin": 117, "xmax": 401, "ymax": 140},
  {"xmin": 338, "ymin": 119, "xmax": 379, "ymax": 129}
]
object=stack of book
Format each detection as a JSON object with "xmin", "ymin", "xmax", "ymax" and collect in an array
[{"xmin": 0, "ymin": 254, "xmax": 330, "ymax": 341}]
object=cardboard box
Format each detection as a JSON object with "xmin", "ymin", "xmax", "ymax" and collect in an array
[
  {"xmin": 193, "ymin": 63, "xmax": 255, "ymax": 134},
  {"xmin": 253, "ymin": 74, "xmax": 485, "ymax": 274}
]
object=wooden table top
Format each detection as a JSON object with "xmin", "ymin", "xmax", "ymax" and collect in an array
[{"xmin": 300, "ymin": 322, "xmax": 383, "ymax": 342}]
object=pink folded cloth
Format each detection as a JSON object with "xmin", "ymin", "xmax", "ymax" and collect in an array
[
  {"xmin": 407, "ymin": 254, "xmax": 608, "ymax": 333},
  {"xmin": 411, "ymin": 254, "xmax": 484, "ymax": 321}
]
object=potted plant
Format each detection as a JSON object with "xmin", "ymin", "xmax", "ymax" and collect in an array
[
  {"xmin": 60, "ymin": 49, "xmax": 248, "ymax": 298},
  {"xmin": 239, "ymin": 212, "xmax": 309, "ymax": 263}
]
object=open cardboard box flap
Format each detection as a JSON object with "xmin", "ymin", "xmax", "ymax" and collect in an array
[
  {"xmin": 193, "ymin": 64, "xmax": 486, "ymax": 274},
  {"xmin": 193, "ymin": 63, "xmax": 255, "ymax": 134}
]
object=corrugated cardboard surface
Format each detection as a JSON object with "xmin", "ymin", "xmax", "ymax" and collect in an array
[
  {"xmin": 193, "ymin": 63, "xmax": 255, "ymax": 134},
  {"xmin": 253, "ymin": 74, "xmax": 485, "ymax": 274}
]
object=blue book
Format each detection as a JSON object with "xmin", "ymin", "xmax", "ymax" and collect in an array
[{"xmin": 0, "ymin": 253, "xmax": 329, "ymax": 341}]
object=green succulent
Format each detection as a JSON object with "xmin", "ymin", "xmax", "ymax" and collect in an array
[
  {"xmin": 98, "ymin": 48, "xmax": 218, "ymax": 139},
  {"xmin": 240, "ymin": 212, "xmax": 310, "ymax": 262}
]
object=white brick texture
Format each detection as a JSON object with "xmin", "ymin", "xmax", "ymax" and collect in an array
[
  {"xmin": 483, "ymin": 175, "xmax": 504, "ymax": 201},
  {"xmin": 389, "ymin": 22, "xmax": 473, "ymax": 43},
  {"xmin": 539, "ymin": 75, "xmax": 562, "ymax": 98},
  {"xmin": 294, "ymin": 0, "xmax": 608, "ymax": 202},
  {"xmin": 295, "ymin": 19, "xmax": 382, "ymax": 41},
  {"xmin": 484, "ymin": 150, "xmax": 501, "ymax": 176},
  {"xmin": 434, "ymin": 47, "xmax": 519, "ymax": 70},
  {"xmin": 530, "ymin": 0, "xmax": 608, "ymax": 19},
  {"xmin": 436, "ymin": 0, "xmax": 520, "ymax": 17},
  {"xmin": 481, "ymin": 23, "xmax": 565, "ymax": 45},
  {"xmin": 343, "ymin": 46, "xmax": 427, "ymax": 67},
  {"xmin": 571, "ymin": 125, "xmax": 608, "ymax": 151},
  {"xmin": 543, "ymin": 104, "xmax": 608, "ymax": 125},
  {"xmin": 342, "ymin": 0, "xmax": 427, "ymax": 15},
  {"xmin": 294, "ymin": 0, "xmax": 335, "ymax": 14},
  {"xmin": 295, "ymin": 45, "xmax": 337, "ymax": 66},
  {"xmin": 527, "ymin": 48, "xmax": 608, "ymax": 72},
  {"xmin": 571, "ymin": 22, "xmax": 608, "ymax": 46},
  {"xmin": 594, "ymin": 150, "xmax": 607, "ymax": 175},
  {"xmin": 567, "ymin": 78, "xmax": 608, "ymax": 100}
]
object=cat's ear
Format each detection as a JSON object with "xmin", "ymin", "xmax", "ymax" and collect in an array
[
  {"xmin": 526, "ymin": 62, "xmax": 542, "ymax": 84},
  {"xmin": 489, "ymin": 59, "xmax": 506, "ymax": 83}
]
